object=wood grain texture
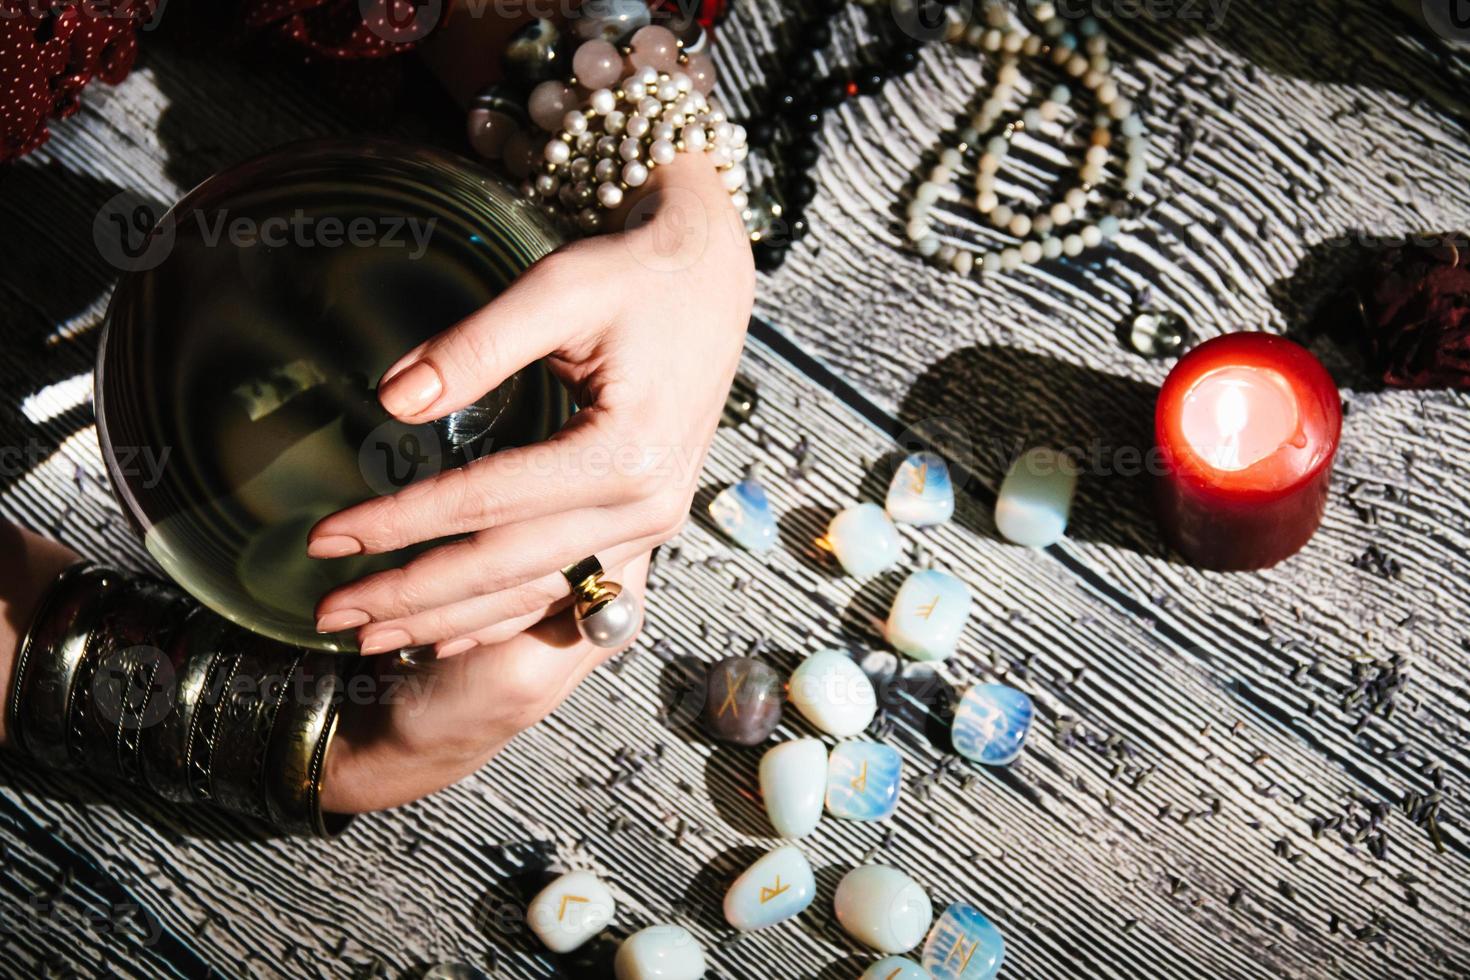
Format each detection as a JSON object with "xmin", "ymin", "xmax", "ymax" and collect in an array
[{"xmin": 1, "ymin": 1, "xmax": 1468, "ymax": 977}]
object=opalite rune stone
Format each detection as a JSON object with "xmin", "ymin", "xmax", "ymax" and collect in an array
[
  {"xmin": 994, "ymin": 447, "xmax": 1078, "ymax": 547},
  {"xmin": 952, "ymin": 683, "xmax": 1034, "ymax": 765},
  {"xmin": 724, "ymin": 845, "xmax": 816, "ymax": 931},
  {"xmin": 760, "ymin": 739, "xmax": 827, "ymax": 838},
  {"xmin": 834, "ymin": 865, "xmax": 934, "ymax": 953},
  {"xmin": 709, "ymin": 474, "xmax": 778, "ymax": 552},
  {"xmin": 526, "ymin": 870, "xmax": 616, "ymax": 953},
  {"xmin": 788, "ymin": 650, "xmax": 878, "ymax": 737},
  {"xmin": 826, "ymin": 503, "xmax": 903, "ymax": 577},
  {"xmin": 702, "ymin": 656, "xmax": 783, "ymax": 745},
  {"xmin": 826, "ymin": 741, "xmax": 903, "ymax": 822},
  {"xmin": 922, "ymin": 903, "xmax": 1005, "ymax": 980},
  {"xmin": 860, "ymin": 957, "xmax": 932, "ymax": 980},
  {"xmin": 614, "ymin": 924, "xmax": 707, "ymax": 980},
  {"xmin": 884, "ymin": 569, "xmax": 972, "ymax": 662},
  {"xmin": 886, "ymin": 452, "xmax": 955, "ymax": 526}
]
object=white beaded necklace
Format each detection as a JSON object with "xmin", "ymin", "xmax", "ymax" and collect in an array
[{"xmin": 906, "ymin": 2, "xmax": 1150, "ymax": 276}]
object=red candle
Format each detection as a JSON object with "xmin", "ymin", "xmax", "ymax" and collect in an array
[{"xmin": 1154, "ymin": 333, "xmax": 1342, "ymax": 571}]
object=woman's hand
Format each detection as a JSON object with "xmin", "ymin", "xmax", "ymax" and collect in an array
[
  {"xmin": 319, "ymin": 553, "xmax": 649, "ymax": 813},
  {"xmin": 308, "ymin": 153, "xmax": 753, "ymax": 657}
]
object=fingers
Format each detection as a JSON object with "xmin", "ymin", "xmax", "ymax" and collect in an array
[
  {"xmin": 307, "ymin": 409, "xmax": 666, "ymax": 557},
  {"xmin": 375, "ymin": 247, "xmax": 613, "ymax": 423},
  {"xmin": 353, "ymin": 539, "xmax": 658, "ymax": 654},
  {"xmin": 314, "ymin": 495, "xmax": 680, "ymax": 627}
]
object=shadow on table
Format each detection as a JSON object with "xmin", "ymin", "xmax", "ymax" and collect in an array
[
  {"xmin": 896, "ymin": 343, "xmax": 1172, "ymax": 562},
  {"xmin": 1085, "ymin": 0, "xmax": 1468, "ymax": 127},
  {"xmin": 0, "ymin": 758, "xmax": 277, "ymax": 844}
]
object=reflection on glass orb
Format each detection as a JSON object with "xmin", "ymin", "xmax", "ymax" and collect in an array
[{"xmin": 97, "ymin": 140, "xmax": 571, "ymax": 651}]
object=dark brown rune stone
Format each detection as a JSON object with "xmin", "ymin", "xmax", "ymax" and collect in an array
[{"xmin": 701, "ymin": 656, "xmax": 783, "ymax": 746}]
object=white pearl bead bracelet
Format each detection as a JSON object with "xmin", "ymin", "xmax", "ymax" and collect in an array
[{"xmin": 529, "ymin": 65, "xmax": 750, "ymax": 234}]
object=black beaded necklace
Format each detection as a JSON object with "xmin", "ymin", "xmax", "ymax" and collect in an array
[{"xmin": 740, "ymin": 0, "xmax": 926, "ymax": 271}]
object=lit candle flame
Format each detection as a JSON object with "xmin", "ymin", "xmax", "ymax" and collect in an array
[{"xmin": 1211, "ymin": 380, "xmax": 1251, "ymax": 471}]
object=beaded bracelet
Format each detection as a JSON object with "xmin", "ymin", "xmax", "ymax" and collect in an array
[{"xmin": 466, "ymin": 15, "xmax": 749, "ymax": 237}]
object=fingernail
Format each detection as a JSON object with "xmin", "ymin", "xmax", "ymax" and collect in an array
[
  {"xmin": 316, "ymin": 609, "xmax": 370, "ymax": 633},
  {"xmin": 438, "ymin": 637, "xmax": 478, "ymax": 658},
  {"xmin": 308, "ymin": 534, "xmax": 363, "ymax": 559},
  {"xmin": 378, "ymin": 360, "xmax": 443, "ymax": 418},
  {"xmin": 359, "ymin": 628, "xmax": 413, "ymax": 655}
]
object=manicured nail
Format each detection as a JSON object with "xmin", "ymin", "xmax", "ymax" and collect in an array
[
  {"xmin": 316, "ymin": 609, "xmax": 370, "ymax": 633},
  {"xmin": 359, "ymin": 628, "xmax": 413, "ymax": 655},
  {"xmin": 437, "ymin": 636, "xmax": 478, "ymax": 658},
  {"xmin": 378, "ymin": 360, "xmax": 443, "ymax": 418},
  {"xmin": 308, "ymin": 534, "xmax": 363, "ymax": 559}
]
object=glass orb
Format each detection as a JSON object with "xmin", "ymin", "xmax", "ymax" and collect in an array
[{"xmin": 97, "ymin": 139, "xmax": 571, "ymax": 652}]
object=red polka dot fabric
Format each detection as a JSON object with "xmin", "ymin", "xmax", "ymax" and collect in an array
[{"xmin": 0, "ymin": 1, "xmax": 155, "ymax": 163}]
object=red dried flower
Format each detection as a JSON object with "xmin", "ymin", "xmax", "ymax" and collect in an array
[{"xmin": 1359, "ymin": 235, "xmax": 1470, "ymax": 390}]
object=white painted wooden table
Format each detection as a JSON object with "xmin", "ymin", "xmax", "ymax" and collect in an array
[{"xmin": 2, "ymin": 2, "xmax": 1468, "ymax": 977}]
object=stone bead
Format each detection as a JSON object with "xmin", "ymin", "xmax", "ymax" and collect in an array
[
  {"xmin": 685, "ymin": 51, "xmax": 717, "ymax": 94},
  {"xmin": 629, "ymin": 25, "xmax": 679, "ymax": 72},
  {"xmin": 1126, "ymin": 309, "xmax": 1190, "ymax": 359},
  {"xmin": 952, "ymin": 683, "xmax": 1034, "ymax": 765},
  {"xmin": 614, "ymin": 924, "xmax": 707, "ymax": 980},
  {"xmin": 922, "ymin": 903, "xmax": 1006, "ymax": 980},
  {"xmin": 884, "ymin": 569, "xmax": 972, "ymax": 663},
  {"xmin": 826, "ymin": 503, "xmax": 902, "ymax": 577},
  {"xmin": 504, "ymin": 18, "xmax": 568, "ymax": 92},
  {"xmin": 575, "ymin": 0, "xmax": 650, "ymax": 43},
  {"xmin": 834, "ymin": 865, "xmax": 934, "ymax": 953},
  {"xmin": 572, "ymin": 39, "xmax": 623, "ymax": 89},
  {"xmin": 724, "ymin": 845, "xmax": 816, "ymax": 931},
  {"xmin": 708, "ymin": 474, "xmax": 777, "ymax": 552},
  {"xmin": 526, "ymin": 870, "xmax": 616, "ymax": 953},
  {"xmin": 467, "ymin": 108, "xmax": 518, "ymax": 160},
  {"xmin": 994, "ymin": 447, "xmax": 1078, "ymax": 547},
  {"xmin": 760, "ymin": 739, "xmax": 826, "ymax": 838},
  {"xmin": 788, "ymin": 650, "xmax": 878, "ymax": 738},
  {"xmin": 861, "ymin": 958, "xmax": 931, "ymax": 980},
  {"xmin": 702, "ymin": 656, "xmax": 783, "ymax": 745},
  {"xmin": 826, "ymin": 741, "xmax": 902, "ymax": 822},
  {"xmin": 885, "ymin": 452, "xmax": 955, "ymax": 526},
  {"xmin": 529, "ymin": 81, "xmax": 577, "ymax": 132}
]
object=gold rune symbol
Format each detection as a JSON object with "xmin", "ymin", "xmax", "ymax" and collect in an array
[
  {"xmin": 916, "ymin": 595, "xmax": 941, "ymax": 620},
  {"xmin": 716, "ymin": 666, "xmax": 748, "ymax": 719},
  {"xmin": 909, "ymin": 461, "xmax": 929, "ymax": 494},
  {"xmin": 884, "ymin": 969, "xmax": 903, "ymax": 980},
  {"xmin": 850, "ymin": 761, "xmax": 869, "ymax": 793},
  {"xmin": 557, "ymin": 896, "xmax": 588, "ymax": 921},
  {"xmin": 759, "ymin": 877, "xmax": 791, "ymax": 904},
  {"xmin": 945, "ymin": 939, "xmax": 980, "ymax": 971}
]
